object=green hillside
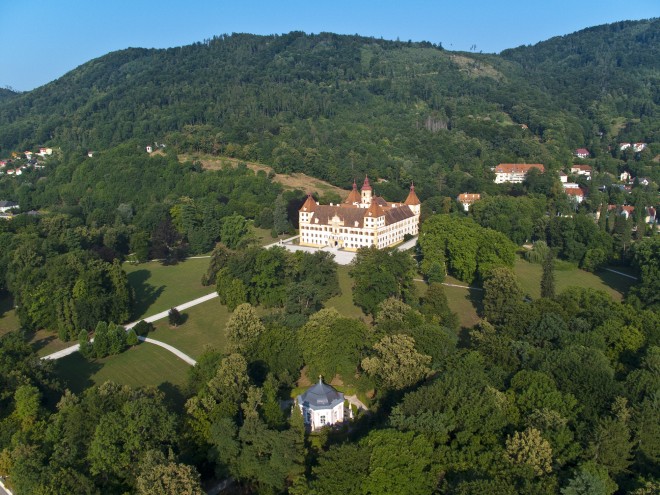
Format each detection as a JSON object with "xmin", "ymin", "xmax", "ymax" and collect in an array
[{"xmin": 0, "ymin": 20, "xmax": 658, "ymax": 196}]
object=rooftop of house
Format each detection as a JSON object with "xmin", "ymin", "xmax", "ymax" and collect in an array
[
  {"xmin": 297, "ymin": 378, "xmax": 344, "ymax": 410},
  {"xmin": 495, "ymin": 163, "xmax": 545, "ymax": 174},
  {"xmin": 458, "ymin": 193, "xmax": 481, "ymax": 202}
]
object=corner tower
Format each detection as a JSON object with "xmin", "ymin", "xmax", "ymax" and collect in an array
[{"xmin": 404, "ymin": 182, "xmax": 421, "ymax": 217}]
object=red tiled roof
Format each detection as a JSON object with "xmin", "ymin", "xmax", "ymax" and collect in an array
[
  {"xmin": 361, "ymin": 176, "xmax": 372, "ymax": 191},
  {"xmin": 299, "ymin": 195, "xmax": 317, "ymax": 212},
  {"xmin": 457, "ymin": 193, "xmax": 481, "ymax": 202},
  {"xmin": 344, "ymin": 180, "xmax": 361, "ymax": 204},
  {"xmin": 404, "ymin": 183, "xmax": 421, "ymax": 206},
  {"xmin": 564, "ymin": 187, "xmax": 583, "ymax": 196}
]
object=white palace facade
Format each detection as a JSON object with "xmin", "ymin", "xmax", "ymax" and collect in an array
[{"xmin": 298, "ymin": 177, "xmax": 420, "ymax": 251}]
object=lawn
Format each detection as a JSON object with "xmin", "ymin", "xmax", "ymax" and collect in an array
[
  {"xmin": 513, "ymin": 257, "xmax": 634, "ymax": 301},
  {"xmin": 148, "ymin": 297, "xmax": 232, "ymax": 359},
  {"xmin": 124, "ymin": 257, "xmax": 213, "ymax": 320},
  {"xmin": 54, "ymin": 343, "xmax": 191, "ymax": 406},
  {"xmin": 0, "ymin": 295, "xmax": 20, "ymax": 336},
  {"xmin": 411, "ymin": 258, "xmax": 635, "ymax": 331},
  {"xmin": 325, "ymin": 265, "xmax": 366, "ymax": 320}
]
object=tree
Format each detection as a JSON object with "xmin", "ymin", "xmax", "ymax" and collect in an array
[
  {"xmin": 541, "ymin": 251, "xmax": 556, "ymax": 299},
  {"xmin": 361, "ymin": 429, "xmax": 439, "ymax": 495},
  {"xmin": 78, "ymin": 329, "xmax": 92, "ymax": 358},
  {"xmin": 92, "ymin": 321, "xmax": 110, "ymax": 358},
  {"xmin": 136, "ymin": 453, "xmax": 204, "ymax": 495},
  {"xmin": 201, "ymin": 243, "xmax": 232, "ymax": 286},
  {"xmin": 299, "ymin": 308, "xmax": 369, "ymax": 380},
  {"xmin": 225, "ymin": 303, "xmax": 264, "ymax": 357},
  {"xmin": 505, "ymin": 427, "xmax": 553, "ymax": 476},
  {"xmin": 362, "ymin": 334, "xmax": 431, "ymax": 390},
  {"xmin": 588, "ymin": 398, "xmax": 633, "ymax": 476},
  {"xmin": 561, "ymin": 462, "xmax": 617, "ymax": 495},
  {"xmin": 272, "ymin": 193, "xmax": 290, "ymax": 236},
  {"xmin": 126, "ymin": 328, "xmax": 139, "ymax": 346},
  {"xmin": 350, "ymin": 247, "xmax": 416, "ymax": 317},
  {"xmin": 419, "ymin": 282, "xmax": 458, "ymax": 329},
  {"xmin": 220, "ymin": 214, "xmax": 249, "ymax": 249},
  {"xmin": 482, "ymin": 267, "xmax": 524, "ymax": 327},
  {"xmin": 168, "ymin": 307, "xmax": 183, "ymax": 327}
]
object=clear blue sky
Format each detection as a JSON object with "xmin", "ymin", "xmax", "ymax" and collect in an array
[{"xmin": 1, "ymin": 0, "xmax": 658, "ymax": 91}]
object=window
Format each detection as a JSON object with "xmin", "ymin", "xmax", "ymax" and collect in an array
[{"xmin": 320, "ymin": 415, "xmax": 326, "ymax": 425}]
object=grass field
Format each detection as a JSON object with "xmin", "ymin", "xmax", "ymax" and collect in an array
[
  {"xmin": 513, "ymin": 257, "xmax": 634, "ymax": 301},
  {"xmin": 325, "ymin": 265, "xmax": 366, "ymax": 320},
  {"xmin": 0, "ymin": 295, "xmax": 20, "ymax": 336},
  {"xmin": 124, "ymin": 257, "xmax": 213, "ymax": 320},
  {"xmin": 54, "ymin": 343, "xmax": 190, "ymax": 406},
  {"xmin": 148, "ymin": 297, "xmax": 232, "ymax": 359}
]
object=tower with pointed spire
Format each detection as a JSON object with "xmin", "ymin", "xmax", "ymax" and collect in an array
[
  {"xmin": 360, "ymin": 176, "xmax": 372, "ymax": 206},
  {"xmin": 298, "ymin": 176, "xmax": 420, "ymax": 251}
]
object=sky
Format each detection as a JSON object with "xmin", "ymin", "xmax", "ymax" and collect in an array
[{"xmin": 1, "ymin": 0, "xmax": 658, "ymax": 91}]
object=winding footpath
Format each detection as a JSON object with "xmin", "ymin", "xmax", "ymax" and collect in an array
[{"xmin": 41, "ymin": 293, "xmax": 220, "ymax": 365}]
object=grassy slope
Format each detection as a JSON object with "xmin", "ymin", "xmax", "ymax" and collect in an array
[
  {"xmin": 325, "ymin": 265, "xmax": 366, "ymax": 320},
  {"xmin": 513, "ymin": 257, "xmax": 633, "ymax": 301},
  {"xmin": 124, "ymin": 257, "xmax": 212, "ymax": 320},
  {"xmin": 148, "ymin": 297, "xmax": 231, "ymax": 359},
  {"xmin": 55, "ymin": 343, "xmax": 190, "ymax": 406}
]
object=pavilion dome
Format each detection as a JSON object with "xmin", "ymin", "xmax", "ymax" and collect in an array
[{"xmin": 298, "ymin": 378, "xmax": 344, "ymax": 410}]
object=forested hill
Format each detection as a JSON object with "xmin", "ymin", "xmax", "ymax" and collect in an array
[
  {"xmin": 0, "ymin": 19, "xmax": 658, "ymax": 191},
  {"xmin": 0, "ymin": 87, "xmax": 18, "ymax": 102}
]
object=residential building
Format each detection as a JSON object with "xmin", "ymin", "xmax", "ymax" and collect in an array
[
  {"xmin": 559, "ymin": 173, "xmax": 568, "ymax": 183},
  {"xmin": 493, "ymin": 163, "xmax": 545, "ymax": 184},
  {"xmin": 564, "ymin": 186, "xmax": 585, "ymax": 203},
  {"xmin": 298, "ymin": 177, "xmax": 420, "ymax": 251},
  {"xmin": 146, "ymin": 145, "xmax": 153, "ymax": 153},
  {"xmin": 574, "ymin": 148, "xmax": 590, "ymax": 158},
  {"xmin": 0, "ymin": 201, "xmax": 19, "ymax": 213},
  {"xmin": 620, "ymin": 171, "xmax": 631, "ymax": 182},
  {"xmin": 457, "ymin": 193, "xmax": 481, "ymax": 212},
  {"xmin": 570, "ymin": 164, "xmax": 592, "ymax": 179},
  {"xmin": 296, "ymin": 378, "xmax": 348, "ymax": 431}
]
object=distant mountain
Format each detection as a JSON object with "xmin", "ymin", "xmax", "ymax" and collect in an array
[{"xmin": 0, "ymin": 20, "xmax": 657, "ymax": 192}]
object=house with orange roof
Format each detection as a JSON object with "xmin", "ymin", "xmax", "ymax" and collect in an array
[
  {"xmin": 574, "ymin": 148, "xmax": 590, "ymax": 159},
  {"xmin": 493, "ymin": 163, "xmax": 545, "ymax": 184},
  {"xmin": 299, "ymin": 177, "xmax": 420, "ymax": 251},
  {"xmin": 564, "ymin": 186, "xmax": 585, "ymax": 203},
  {"xmin": 457, "ymin": 193, "xmax": 481, "ymax": 211}
]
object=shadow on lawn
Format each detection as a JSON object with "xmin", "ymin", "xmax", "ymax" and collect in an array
[
  {"xmin": 27, "ymin": 331, "xmax": 57, "ymax": 354},
  {"xmin": 158, "ymin": 381, "xmax": 188, "ymax": 414},
  {"xmin": 594, "ymin": 267, "xmax": 637, "ymax": 298},
  {"xmin": 54, "ymin": 353, "xmax": 102, "ymax": 395},
  {"xmin": 127, "ymin": 269, "xmax": 165, "ymax": 320}
]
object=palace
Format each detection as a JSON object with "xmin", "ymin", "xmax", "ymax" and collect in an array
[{"xmin": 298, "ymin": 177, "xmax": 420, "ymax": 251}]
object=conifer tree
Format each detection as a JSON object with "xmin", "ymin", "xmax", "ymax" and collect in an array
[{"xmin": 541, "ymin": 251, "xmax": 556, "ymax": 299}]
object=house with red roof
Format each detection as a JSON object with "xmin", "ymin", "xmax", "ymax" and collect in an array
[
  {"xmin": 574, "ymin": 148, "xmax": 590, "ymax": 159},
  {"xmin": 299, "ymin": 177, "xmax": 420, "ymax": 250},
  {"xmin": 457, "ymin": 193, "xmax": 481, "ymax": 211}
]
